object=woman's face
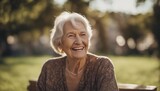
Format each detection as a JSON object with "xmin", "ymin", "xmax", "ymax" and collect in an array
[{"xmin": 60, "ymin": 21, "xmax": 89, "ymax": 59}]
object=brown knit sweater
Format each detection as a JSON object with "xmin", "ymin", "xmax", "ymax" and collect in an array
[{"xmin": 37, "ymin": 53, "xmax": 118, "ymax": 91}]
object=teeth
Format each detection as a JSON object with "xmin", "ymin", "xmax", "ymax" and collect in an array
[{"xmin": 72, "ymin": 47, "xmax": 83, "ymax": 50}]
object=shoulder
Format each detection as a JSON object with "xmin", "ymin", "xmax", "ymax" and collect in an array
[
  {"xmin": 98, "ymin": 55, "xmax": 113, "ymax": 67},
  {"xmin": 88, "ymin": 53, "xmax": 114, "ymax": 69},
  {"xmin": 42, "ymin": 56, "xmax": 66, "ymax": 69}
]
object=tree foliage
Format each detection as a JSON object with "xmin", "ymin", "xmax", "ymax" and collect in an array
[
  {"xmin": 0, "ymin": 0, "xmax": 56, "ymax": 56},
  {"xmin": 0, "ymin": 0, "xmax": 159, "ymax": 58}
]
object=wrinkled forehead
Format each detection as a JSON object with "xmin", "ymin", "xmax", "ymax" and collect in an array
[{"xmin": 64, "ymin": 20, "xmax": 86, "ymax": 31}]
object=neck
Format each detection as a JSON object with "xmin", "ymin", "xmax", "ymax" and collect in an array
[{"xmin": 66, "ymin": 56, "xmax": 87, "ymax": 74}]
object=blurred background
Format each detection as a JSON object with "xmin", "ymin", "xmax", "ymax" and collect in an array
[{"xmin": 0, "ymin": 0, "xmax": 160, "ymax": 91}]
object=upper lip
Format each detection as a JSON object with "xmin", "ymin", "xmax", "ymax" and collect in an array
[{"xmin": 72, "ymin": 46, "xmax": 84, "ymax": 50}]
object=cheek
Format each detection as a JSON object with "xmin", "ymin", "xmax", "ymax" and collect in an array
[
  {"xmin": 62, "ymin": 39, "xmax": 73, "ymax": 49},
  {"xmin": 83, "ymin": 39, "xmax": 89, "ymax": 47}
]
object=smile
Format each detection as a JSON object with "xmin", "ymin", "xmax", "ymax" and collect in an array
[{"xmin": 71, "ymin": 47, "xmax": 84, "ymax": 51}]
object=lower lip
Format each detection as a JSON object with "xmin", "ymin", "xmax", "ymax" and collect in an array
[{"xmin": 72, "ymin": 48, "xmax": 84, "ymax": 51}]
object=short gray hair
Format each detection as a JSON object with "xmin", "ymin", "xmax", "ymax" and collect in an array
[{"xmin": 50, "ymin": 11, "xmax": 92, "ymax": 55}]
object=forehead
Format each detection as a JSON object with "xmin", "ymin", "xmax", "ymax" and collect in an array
[{"xmin": 63, "ymin": 21, "xmax": 86, "ymax": 33}]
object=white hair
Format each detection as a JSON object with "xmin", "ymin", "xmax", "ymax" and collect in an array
[{"xmin": 50, "ymin": 11, "xmax": 92, "ymax": 55}]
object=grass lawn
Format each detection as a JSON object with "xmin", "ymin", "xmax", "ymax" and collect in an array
[{"xmin": 0, "ymin": 55, "xmax": 159, "ymax": 91}]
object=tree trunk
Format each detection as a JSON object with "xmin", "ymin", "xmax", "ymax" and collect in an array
[{"xmin": 153, "ymin": 0, "xmax": 160, "ymax": 58}]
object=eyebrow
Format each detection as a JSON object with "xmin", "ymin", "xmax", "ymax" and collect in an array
[
  {"xmin": 67, "ymin": 31, "xmax": 75, "ymax": 34},
  {"xmin": 65, "ymin": 30, "xmax": 87, "ymax": 36},
  {"xmin": 66, "ymin": 32, "xmax": 75, "ymax": 36},
  {"xmin": 80, "ymin": 31, "xmax": 87, "ymax": 33}
]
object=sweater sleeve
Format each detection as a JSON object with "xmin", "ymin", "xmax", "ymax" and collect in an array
[
  {"xmin": 37, "ymin": 62, "xmax": 47, "ymax": 91},
  {"xmin": 97, "ymin": 57, "xmax": 119, "ymax": 91}
]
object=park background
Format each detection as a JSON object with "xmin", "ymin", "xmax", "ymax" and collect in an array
[{"xmin": 0, "ymin": 0, "xmax": 160, "ymax": 91}]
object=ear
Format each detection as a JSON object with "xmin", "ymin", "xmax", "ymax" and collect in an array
[
  {"xmin": 58, "ymin": 41, "xmax": 63, "ymax": 52},
  {"xmin": 58, "ymin": 40, "xmax": 62, "ymax": 48}
]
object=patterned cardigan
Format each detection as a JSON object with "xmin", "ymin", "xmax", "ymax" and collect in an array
[{"xmin": 37, "ymin": 53, "xmax": 119, "ymax": 91}]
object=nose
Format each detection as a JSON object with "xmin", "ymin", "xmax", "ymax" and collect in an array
[{"xmin": 74, "ymin": 35, "xmax": 82, "ymax": 44}]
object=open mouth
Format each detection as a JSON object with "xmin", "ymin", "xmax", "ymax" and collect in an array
[{"xmin": 71, "ymin": 47, "xmax": 84, "ymax": 51}]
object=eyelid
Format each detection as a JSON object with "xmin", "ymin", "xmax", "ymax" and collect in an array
[
  {"xmin": 67, "ymin": 33, "xmax": 75, "ymax": 37},
  {"xmin": 80, "ymin": 32, "xmax": 87, "ymax": 35}
]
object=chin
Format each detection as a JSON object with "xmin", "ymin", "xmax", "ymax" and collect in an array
[{"xmin": 72, "ymin": 53, "xmax": 87, "ymax": 59}]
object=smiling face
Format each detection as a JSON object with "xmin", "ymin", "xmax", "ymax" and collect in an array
[{"xmin": 60, "ymin": 21, "xmax": 89, "ymax": 60}]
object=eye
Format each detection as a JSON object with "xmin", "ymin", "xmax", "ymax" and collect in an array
[
  {"xmin": 80, "ymin": 33, "xmax": 87, "ymax": 36},
  {"xmin": 67, "ymin": 34, "xmax": 75, "ymax": 38}
]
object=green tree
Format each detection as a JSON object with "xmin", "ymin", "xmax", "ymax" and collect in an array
[
  {"xmin": 0, "ymin": 0, "xmax": 57, "ymax": 57},
  {"xmin": 136, "ymin": 0, "xmax": 160, "ymax": 58}
]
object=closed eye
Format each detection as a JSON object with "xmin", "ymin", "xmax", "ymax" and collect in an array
[
  {"xmin": 67, "ymin": 34, "xmax": 75, "ymax": 38},
  {"xmin": 80, "ymin": 32, "xmax": 87, "ymax": 36}
]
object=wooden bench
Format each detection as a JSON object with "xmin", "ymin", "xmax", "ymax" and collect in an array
[{"xmin": 27, "ymin": 80, "xmax": 157, "ymax": 91}]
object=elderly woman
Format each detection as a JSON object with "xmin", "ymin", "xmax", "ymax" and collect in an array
[{"xmin": 37, "ymin": 12, "xmax": 118, "ymax": 91}]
